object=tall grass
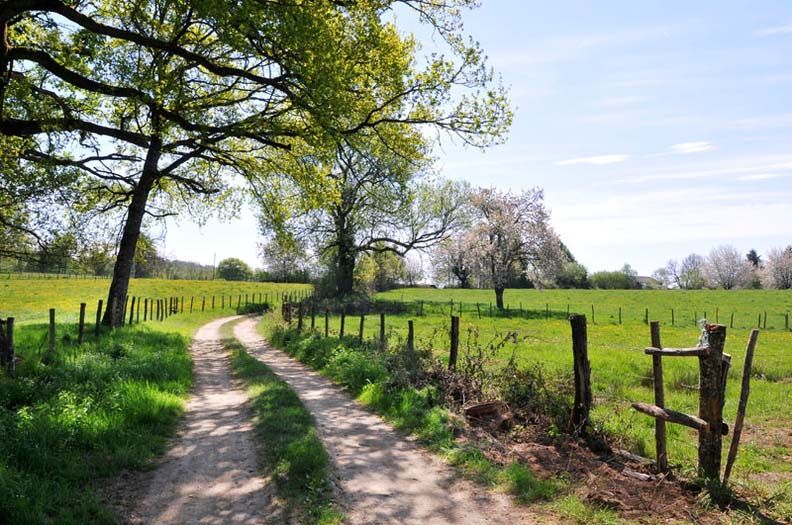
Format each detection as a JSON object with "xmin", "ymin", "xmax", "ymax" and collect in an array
[{"xmin": 0, "ymin": 323, "xmax": 192, "ymax": 523}]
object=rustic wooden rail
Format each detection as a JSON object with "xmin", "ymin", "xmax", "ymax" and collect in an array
[{"xmin": 632, "ymin": 323, "xmax": 743, "ymax": 481}]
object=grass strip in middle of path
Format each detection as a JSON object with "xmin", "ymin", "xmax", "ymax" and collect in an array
[{"xmin": 223, "ymin": 327, "xmax": 343, "ymax": 525}]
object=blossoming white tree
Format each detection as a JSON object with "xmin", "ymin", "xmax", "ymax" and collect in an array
[
  {"xmin": 706, "ymin": 245, "xmax": 749, "ymax": 290},
  {"xmin": 765, "ymin": 246, "xmax": 792, "ymax": 289},
  {"xmin": 465, "ymin": 187, "xmax": 564, "ymax": 309}
]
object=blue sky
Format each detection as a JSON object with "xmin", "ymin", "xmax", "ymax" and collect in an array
[{"xmin": 164, "ymin": 1, "xmax": 792, "ymax": 275}]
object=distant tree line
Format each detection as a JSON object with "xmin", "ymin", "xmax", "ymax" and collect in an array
[{"xmin": 652, "ymin": 245, "xmax": 792, "ymax": 290}]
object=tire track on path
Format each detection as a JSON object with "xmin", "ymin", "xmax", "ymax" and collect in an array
[{"xmin": 234, "ymin": 316, "xmax": 544, "ymax": 525}]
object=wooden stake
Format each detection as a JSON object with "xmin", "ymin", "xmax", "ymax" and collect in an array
[
  {"xmin": 407, "ymin": 320, "xmax": 415, "ymax": 351},
  {"xmin": 449, "ymin": 315, "xmax": 460, "ymax": 371},
  {"xmin": 95, "ymin": 300, "xmax": 103, "ymax": 336},
  {"xmin": 723, "ymin": 329, "xmax": 759, "ymax": 485},
  {"xmin": 358, "ymin": 314, "xmax": 365, "ymax": 342},
  {"xmin": 325, "ymin": 309, "xmax": 329, "ymax": 337},
  {"xmin": 698, "ymin": 324, "xmax": 726, "ymax": 481},
  {"xmin": 5, "ymin": 318, "xmax": 14, "ymax": 377},
  {"xmin": 340, "ymin": 310, "xmax": 345, "ymax": 337},
  {"xmin": 650, "ymin": 321, "xmax": 668, "ymax": 472},
  {"xmin": 380, "ymin": 312, "xmax": 386, "ymax": 347},
  {"xmin": 129, "ymin": 297, "xmax": 136, "ymax": 325},
  {"xmin": 78, "ymin": 303, "xmax": 86, "ymax": 345},
  {"xmin": 48, "ymin": 308, "xmax": 56, "ymax": 362},
  {"xmin": 570, "ymin": 314, "xmax": 592, "ymax": 431}
]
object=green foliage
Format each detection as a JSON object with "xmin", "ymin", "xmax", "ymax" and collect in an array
[
  {"xmin": 228, "ymin": 339, "xmax": 342, "ymax": 525},
  {"xmin": 556, "ymin": 262, "xmax": 590, "ymax": 289},
  {"xmin": 217, "ymin": 258, "xmax": 253, "ymax": 282},
  {"xmin": 590, "ymin": 265, "xmax": 639, "ymax": 289},
  {"xmin": 0, "ymin": 323, "xmax": 192, "ymax": 523}
]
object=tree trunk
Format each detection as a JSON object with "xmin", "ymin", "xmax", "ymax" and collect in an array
[
  {"xmin": 334, "ymin": 213, "xmax": 356, "ymax": 296},
  {"xmin": 102, "ymin": 139, "xmax": 160, "ymax": 326},
  {"xmin": 495, "ymin": 287, "xmax": 505, "ymax": 310}
]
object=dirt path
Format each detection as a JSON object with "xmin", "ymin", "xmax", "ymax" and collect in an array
[
  {"xmin": 129, "ymin": 316, "xmax": 281, "ymax": 525},
  {"xmin": 234, "ymin": 317, "xmax": 543, "ymax": 525}
]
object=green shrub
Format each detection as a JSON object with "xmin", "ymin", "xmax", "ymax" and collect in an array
[{"xmin": 325, "ymin": 348, "xmax": 387, "ymax": 395}]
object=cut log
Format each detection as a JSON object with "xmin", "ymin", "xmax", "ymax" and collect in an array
[
  {"xmin": 644, "ymin": 346, "xmax": 710, "ymax": 357},
  {"xmin": 464, "ymin": 401, "xmax": 512, "ymax": 429}
]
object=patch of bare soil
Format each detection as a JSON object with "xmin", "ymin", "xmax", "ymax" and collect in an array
[
  {"xmin": 234, "ymin": 317, "xmax": 554, "ymax": 525},
  {"xmin": 460, "ymin": 419, "xmax": 787, "ymax": 525},
  {"xmin": 106, "ymin": 316, "xmax": 281, "ymax": 525}
]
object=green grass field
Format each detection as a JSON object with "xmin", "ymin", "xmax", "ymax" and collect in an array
[
  {"xmin": 0, "ymin": 278, "xmax": 312, "ymax": 523},
  {"xmin": 330, "ymin": 288, "xmax": 791, "ymax": 519},
  {"xmin": 0, "ymin": 277, "xmax": 312, "ymax": 324}
]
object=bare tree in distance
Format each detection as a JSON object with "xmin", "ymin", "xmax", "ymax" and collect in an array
[
  {"xmin": 706, "ymin": 245, "xmax": 749, "ymax": 290},
  {"xmin": 658, "ymin": 254, "xmax": 707, "ymax": 289}
]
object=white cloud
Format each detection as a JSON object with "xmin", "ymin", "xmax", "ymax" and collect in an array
[
  {"xmin": 599, "ymin": 95, "xmax": 648, "ymax": 108},
  {"xmin": 556, "ymin": 154, "xmax": 629, "ymax": 166},
  {"xmin": 756, "ymin": 24, "xmax": 792, "ymax": 37},
  {"xmin": 737, "ymin": 173, "xmax": 789, "ymax": 182},
  {"xmin": 671, "ymin": 141, "xmax": 716, "ymax": 154},
  {"xmin": 730, "ymin": 114, "xmax": 792, "ymax": 130},
  {"xmin": 616, "ymin": 154, "xmax": 792, "ymax": 183}
]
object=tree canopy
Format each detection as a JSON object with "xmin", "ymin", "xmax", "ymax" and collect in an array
[{"xmin": 1, "ymin": 0, "xmax": 511, "ymax": 318}]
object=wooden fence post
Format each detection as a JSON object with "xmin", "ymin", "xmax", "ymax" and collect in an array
[
  {"xmin": 650, "ymin": 321, "xmax": 669, "ymax": 472},
  {"xmin": 136, "ymin": 297, "xmax": 140, "ymax": 323},
  {"xmin": 407, "ymin": 320, "xmax": 415, "ymax": 351},
  {"xmin": 476, "ymin": 303, "xmax": 481, "ymax": 319},
  {"xmin": 144, "ymin": 299, "xmax": 148, "ymax": 321},
  {"xmin": 297, "ymin": 303, "xmax": 304, "ymax": 331},
  {"xmin": 180, "ymin": 297, "xmax": 184, "ymax": 313},
  {"xmin": 190, "ymin": 297, "xmax": 194, "ymax": 313},
  {"xmin": 5, "ymin": 318, "xmax": 14, "ymax": 377},
  {"xmin": 325, "ymin": 309, "xmax": 329, "ymax": 337},
  {"xmin": 202, "ymin": 296, "xmax": 206, "ymax": 312},
  {"xmin": 212, "ymin": 296, "xmax": 215, "ymax": 309},
  {"xmin": 449, "ymin": 315, "xmax": 460, "ymax": 371},
  {"xmin": 358, "ymin": 314, "xmax": 365, "ymax": 343},
  {"xmin": 730, "ymin": 312, "xmax": 734, "ymax": 328},
  {"xmin": 619, "ymin": 307, "xmax": 622, "ymax": 325},
  {"xmin": 129, "ymin": 297, "xmax": 136, "ymax": 325},
  {"xmin": 47, "ymin": 308, "xmax": 56, "ymax": 362},
  {"xmin": 590, "ymin": 304, "xmax": 595, "ymax": 324},
  {"xmin": 95, "ymin": 300, "xmax": 103, "ymax": 335},
  {"xmin": 671, "ymin": 309, "xmax": 675, "ymax": 326},
  {"xmin": 698, "ymin": 324, "xmax": 726, "ymax": 481},
  {"xmin": 380, "ymin": 312, "xmax": 386, "ymax": 347},
  {"xmin": 644, "ymin": 308, "xmax": 649, "ymax": 325},
  {"xmin": 340, "ymin": 310, "xmax": 346, "ymax": 337},
  {"xmin": 311, "ymin": 305, "xmax": 316, "ymax": 330},
  {"xmin": 78, "ymin": 303, "xmax": 86, "ymax": 345},
  {"xmin": 569, "ymin": 314, "xmax": 592, "ymax": 432},
  {"xmin": 122, "ymin": 296, "xmax": 129, "ymax": 326}
]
